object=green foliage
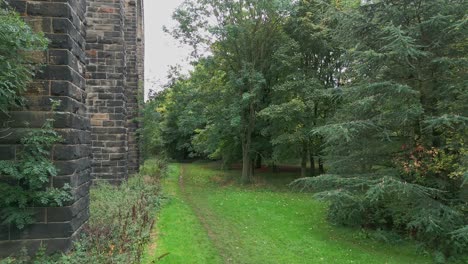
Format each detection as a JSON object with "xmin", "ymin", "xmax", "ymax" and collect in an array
[
  {"xmin": 292, "ymin": 172, "xmax": 466, "ymax": 258},
  {"xmin": 294, "ymin": 0, "xmax": 468, "ymax": 261},
  {"xmin": 140, "ymin": 157, "xmax": 168, "ymax": 177},
  {"xmin": 0, "ymin": 1, "xmax": 64, "ymax": 231},
  {"xmin": 168, "ymin": 0, "xmax": 294, "ymax": 182},
  {"xmin": 0, "ymin": 1, "xmax": 48, "ymax": 114},
  {"xmin": 68, "ymin": 159, "xmax": 164, "ymax": 264},
  {"xmin": 140, "ymin": 92, "xmax": 167, "ymax": 159},
  {"xmin": 259, "ymin": 0, "xmax": 342, "ymax": 175},
  {"xmin": 2, "ymin": 159, "xmax": 165, "ymax": 264},
  {"xmin": 142, "ymin": 0, "xmax": 467, "ymax": 261},
  {"xmin": 0, "ymin": 101, "xmax": 72, "ymax": 229}
]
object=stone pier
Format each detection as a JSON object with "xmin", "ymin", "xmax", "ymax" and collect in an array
[{"xmin": 0, "ymin": 0, "xmax": 144, "ymax": 256}]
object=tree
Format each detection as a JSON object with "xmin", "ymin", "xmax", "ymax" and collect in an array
[
  {"xmin": 169, "ymin": 0, "xmax": 291, "ymax": 183},
  {"xmin": 295, "ymin": 0, "xmax": 468, "ymax": 260},
  {"xmin": 260, "ymin": 0, "xmax": 342, "ymax": 177},
  {"xmin": 140, "ymin": 91, "xmax": 167, "ymax": 159}
]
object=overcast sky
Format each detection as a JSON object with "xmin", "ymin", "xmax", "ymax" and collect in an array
[{"xmin": 143, "ymin": 0, "xmax": 192, "ymax": 99}]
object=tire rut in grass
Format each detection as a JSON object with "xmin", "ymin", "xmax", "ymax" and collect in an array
[{"xmin": 179, "ymin": 164, "xmax": 232, "ymax": 263}]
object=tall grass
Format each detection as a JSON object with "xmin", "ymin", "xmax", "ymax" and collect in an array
[{"xmin": 0, "ymin": 159, "xmax": 166, "ymax": 264}]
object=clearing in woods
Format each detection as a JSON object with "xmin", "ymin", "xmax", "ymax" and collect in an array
[{"xmin": 143, "ymin": 163, "xmax": 431, "ymax": 264}]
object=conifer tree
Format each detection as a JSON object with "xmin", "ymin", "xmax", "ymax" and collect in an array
[{"xmin": 294, "ymin": 0, "xmax": 467, "ymax": 260}]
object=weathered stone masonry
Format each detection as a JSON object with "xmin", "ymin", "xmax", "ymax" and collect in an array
[{"xmin": 0, "ymin": 0, "xmax": 144, "ymax": 256}]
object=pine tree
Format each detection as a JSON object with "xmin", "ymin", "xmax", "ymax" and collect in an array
[{"xmin": 294, "ymin": 0, "xmax": 467, "ymax": 260}]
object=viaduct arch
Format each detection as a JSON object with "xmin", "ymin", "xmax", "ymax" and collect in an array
[{"xmin": 0, "ymin": 0, "xmax": 145, "ymax": 255}]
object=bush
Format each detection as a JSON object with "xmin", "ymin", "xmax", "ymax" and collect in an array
[
  {"xmin": 0, "ymin": 0, "xmax": 67, "ymax": 231},
  {"xmin": 139, "ymin": 157, "xmax": 168, "ymax": 179},
  {"xmin": 71, "ymin": 160, "xmax": 165, "ymax": 263},
  {"xmin": 0, "ymin": 100, "xmax": 72, "ymax": 229},
  {"xmin": 292, "ymin": 173, "xmax": 468, "ymax": 263},
  {"xmin": 1, "ymin": 159, "xmax": 166, "ymax": 264},
  {"xmin": 0, "ymin": 1, "xmax": 48, "ymax": 114}
]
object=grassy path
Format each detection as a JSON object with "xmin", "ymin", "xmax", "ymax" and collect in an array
[
  {"xmin": 179, "ymin": 164, "xmax": 231, "ymax": 262},
  {"xmin": 144, "ymin": 163, "xmax": 431, "ymax": 264},
  {"xmin": 142, "ymin": 164, "xmax": 222, "ymax": 263}
]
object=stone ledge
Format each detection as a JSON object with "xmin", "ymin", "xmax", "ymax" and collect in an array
[
  {"xmin": 7, "ymin": 111, "xmax": 89, "ymax": 130},
  {"xmin": 0, "ymin": 238, "xmax": 72, "ymax": 258}
]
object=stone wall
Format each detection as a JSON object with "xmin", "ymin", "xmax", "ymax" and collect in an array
[
  {"xmin": 86, "ymin": 0, "xmax": 128, "ymax": 184},
  {"xmin": 0, "ymin": 0, "xmax": 144, "ymax": 256},
  {"xmin": 124, "ymin": 0, "xmax": 141, "ymax": 175},
  {"xmin": 136, "ymin": 0, "xmax": 145, "ymax": 161}
]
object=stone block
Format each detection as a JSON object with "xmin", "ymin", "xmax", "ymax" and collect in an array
[
  {"xmin": 52, "ymin": 169, "xmax": 91, "ymax": 189},
  {"xmin": 32, "ymin": 208, "xmax": 47, "ymax": 223},
  {"xmin": 53, "ymin": 145, "xmax": 91, "ymax": 161},
  {"xmin": 24, "ymin": 96, "xmax": 86, "ymax": 115},
  {"xmin": 0, "ymin": 238, "xmax": 72, "ymax": 258},
  {"xmin": 73, "ymin": 182, "xmax": 91, "ymax": 201},
  {"xmin": 9, "ymin": 223, "xmax": 73, "ymax": 240},
  {"xmin": 54, "ymin": 158, "xmax": 91, "ymax": 176},
  {"xmin": 27, "ymin": 2, "xmax": 70, "ymax": 18},
  {"xmin": 26, "ymin": 81, "xmax": 49, "ymax": 96},
  {"xmin": 70, "ymin": 207, "xmax": 90, "ymax": 231},
  {"xmin": 5, "ymin": 0, "xmax": 26, "ymax": 14},
  {"xmin": 0, "ymin": 145, "xmax": 15, "ymax": 160},
  {"xmin": 47, "ymin": 195, "xmax": 89, "ymax": 222}
]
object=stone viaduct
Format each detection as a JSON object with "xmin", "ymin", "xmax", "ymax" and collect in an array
[{"xmin": 0, "ymin": 0, "xmax": 144, "ymax": 255}]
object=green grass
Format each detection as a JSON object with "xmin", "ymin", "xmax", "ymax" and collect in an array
[
  {"xmin": 142, "ymin": 164, "xmax": 222, "ymax": 264},
  {"xmin": 144, "ymin": 163, "xmax": 432, "ymax": 264}
]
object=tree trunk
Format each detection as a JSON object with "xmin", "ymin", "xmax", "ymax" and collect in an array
[
  {"xmin": 250, "ymin": 158, "xmax": 255, "ymax": 177},
  {"xmin": 301, "ymin": 143, "xmax": 307, "ymax": 178},
  {"xmin": 271, "ymin": 163, "xmax": 279, "ymax": 173},
  {"xmin": 309, "ymin": 152, "xmax": 316, "ymax": 177},
  {"xmin": 241, "ymin": 104, "xmax": 254, "ymax": 184},
  {"xmin": 318, "ymin": 157, "xmax": 325, "ymax": 174},
  {"xmin": 255, "ymin": 154, "xmax": 262, "ymax": 169},
  {"xmin": 241, "ymin": 146, "xmax": 251, "ymax": 184}
]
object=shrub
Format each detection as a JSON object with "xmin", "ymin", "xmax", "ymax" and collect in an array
[
  {"xmin": 0, "ymin": 1, "xmax": 48, "ymax": 114},
  {"xmin": 69, "ymin": 159, "xmax": 165, "ymax": 264},
  {"xmin": 291, "ymin": 173, "xmax": 468, "ymax": 262},
  {"xmin": 139, "ymin": 157, "xmax": 168, "ymax": 179},
  {"xmin": 0, "ymin": 159, "xmax": 165, "ymax": 263},
  {"xmin": 0, "ymin": 0, "xmax": 66, "ymax": 231},
  {"xmin": 0, "ymin": 100, "xmax": 72, "ymax": 229},
  {"xmin": 18, "ymin": 159, "xmax": 164, "ymax": 264}
]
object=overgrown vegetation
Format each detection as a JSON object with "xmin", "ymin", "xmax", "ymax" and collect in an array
[
  {"xmin": 0, "ymin": 0, "xmax": 47, "ymax": 114},
  {"xmin": 0, "ymin": 159, "xmax": 165, "ymax": 264},
  {"xmin": 0, "ymin": 100, "xmax": 72, "ymax": 229},
  {"xmin": 0, "ymin": 2, "xmax": 73, "ymax": 230},
  {"xmin": 57, "ymin": 160, "xmax": 163, "ymax": 263},
  {"xmin": 142, "ymin": 0, "xmax": 467, "ymax": 261}
]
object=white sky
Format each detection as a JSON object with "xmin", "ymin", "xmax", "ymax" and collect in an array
[{"xmin": 143, "ymin": 0, "xmax": 192, "ymax": 99}]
